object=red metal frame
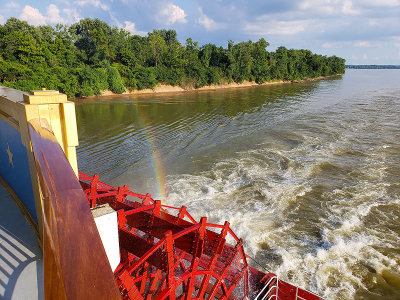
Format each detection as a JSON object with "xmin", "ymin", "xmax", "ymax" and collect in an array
[{"xmin": 79, "ymin": 172, "xmax": 321, "ymax": 300}]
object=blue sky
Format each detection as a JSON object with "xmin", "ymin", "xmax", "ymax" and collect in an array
[{"xmin": 1, "ymin": 0, "xmax": 400, "ymax": 64}]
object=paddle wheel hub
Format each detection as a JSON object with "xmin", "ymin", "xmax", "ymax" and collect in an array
[{"xmin": 79, "ymin": 172, "xmax": 321, "ymax": 300}]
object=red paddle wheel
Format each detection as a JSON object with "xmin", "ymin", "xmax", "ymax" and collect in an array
[{"xmin": 79, "ymin": 172, "xmax": 321, "ymax": 300}]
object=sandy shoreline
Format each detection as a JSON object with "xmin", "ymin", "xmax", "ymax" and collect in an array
[
  {"xmin": 75, "ymin": 75, "xmax": 342, "ymax": 100},
  {"xmin": 98, "ymin": 80, "xmax": 285, "ymax": 97}
]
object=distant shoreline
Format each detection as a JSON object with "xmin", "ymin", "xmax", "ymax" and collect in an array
[
  {"xmin": 75, "ymin": 74, "xmax": 343, "ymax": 100},
  {"xmin": 346, "ymin": 65, "xmax": 400, "ymax": 69}
]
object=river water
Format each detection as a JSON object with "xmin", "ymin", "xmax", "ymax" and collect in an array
[{"xmin": 75, "ymin": 69, "xmax": 400, "ymax": 299}]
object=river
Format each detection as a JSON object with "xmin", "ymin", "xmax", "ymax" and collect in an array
[{"xmin": 75, "ymin": 69, "xmax": 400, "ymax": 299}]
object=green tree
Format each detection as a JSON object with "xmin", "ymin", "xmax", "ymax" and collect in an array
[
  {"xmin": 133, "ymin": 66, "xmax": 157, "ymax": 90},
  {"xmin": 107, "ymin": 66, "xmax": 125, "ymax": 93},
  {"xmin": 251, "ymin": 38, "xmax": 270, "ymax": 83},
  {"xmin": 0, "ymin": 17, "xmax": 345, "ymax": 97},
  {"xmin": 149, "ymin": 33, "xmax": 167, "ymax": 67}
]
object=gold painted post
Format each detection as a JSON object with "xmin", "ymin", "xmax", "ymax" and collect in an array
[
  {"xmin": 23, "ymin": 88, "xmax": 79, "ymax": 176},
  {"xmin": 22, "ymin": 89, "xmax": 79, "ymax": 244},
  {"xmin": 0, "ymin": 87, "xmax": 79, "ymax": 245}
]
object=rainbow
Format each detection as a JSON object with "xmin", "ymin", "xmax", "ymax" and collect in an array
[{"xmin": 132, "ymin": 103, "xmax": 167, "ymax": 202}]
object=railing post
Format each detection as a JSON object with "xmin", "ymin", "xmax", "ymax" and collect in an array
[
  {"xmin": 23, "ymin": 88, "xmax": 79, "ymax": 176},
  {"xmin": 0, "ymin": 87, "xmax": 80, "ymax": 245},
  {"xmin": 23, "ymin": 89, "xmax": 79, "ymax": 243}
]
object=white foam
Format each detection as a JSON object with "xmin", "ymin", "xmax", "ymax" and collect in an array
[{"xmin": 164, "ymin": 91, "xmax": 400, "ymax": 298}]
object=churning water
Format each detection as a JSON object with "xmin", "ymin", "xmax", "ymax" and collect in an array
[{"xmin": 76, "ymin": 69, "xmax": 400, "ymax": 299}]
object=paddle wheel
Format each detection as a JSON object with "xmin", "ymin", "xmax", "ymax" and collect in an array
[{"xmin": 79, "ymin": 172, "xmax": 321, "ymax": 300}]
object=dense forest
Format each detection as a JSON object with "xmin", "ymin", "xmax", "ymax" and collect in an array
[{"xmin": 0, "ymin": 18, "xmax": 345, "ymax": 98}]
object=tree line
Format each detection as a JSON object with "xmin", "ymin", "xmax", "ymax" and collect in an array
[{"xmin": 0, "ymin": 18, "xmax": 345, "ymax": 98}]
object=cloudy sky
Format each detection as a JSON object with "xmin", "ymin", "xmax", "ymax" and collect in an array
[{"xmin": 1, "ymin": 0, "xmax": 400, "ymax": 64}]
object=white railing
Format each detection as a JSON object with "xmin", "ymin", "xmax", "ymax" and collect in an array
[
  {"xmin": 254, "ymin": 275, "xmax": 320, "ymax": 300},
  {"xmin": 254, "ymin": 276, "xmax": 278, "ymax": 300}
]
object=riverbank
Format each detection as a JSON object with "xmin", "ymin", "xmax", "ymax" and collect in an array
[
  {"xmin": 94, "ymin": 80, "xmax": 285, "ymax": 98},
  {"xmin": 75, "ymin": 74, "xmax": 342, "ymax": 100}
]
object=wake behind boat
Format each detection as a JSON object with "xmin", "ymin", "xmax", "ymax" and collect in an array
[{"xmin": 0, "ymin": 86, "xmax": 321, "ymax": 299}]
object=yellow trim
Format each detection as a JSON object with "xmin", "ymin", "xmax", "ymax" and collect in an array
[
  {"xmin": 49, "ymin": 104, "xmax": 64, "ymax": 152},
  {"xmin": 61, "ymin": 102, "xmax": 79, "ymax": 176},
  {"xmin": 30, "ymin": 89, "xmax": 60, "ymax": 96},
  {"xmin": 23, "ymin": 89, "xmax": 67, "ymax": 104}
]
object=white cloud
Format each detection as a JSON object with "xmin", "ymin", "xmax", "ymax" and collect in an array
[
  {"xmin": 354, "ymin": 41, "xmax": 371, "ymax": 47},
  {"xmin": 63, "ymin": 8, "xmax": 81, "ymax": 24},
  {"xmin": 353, "ymin": 40, "xmax": 385, "ymax": 48},
  {"xmin": 6, "ymin": 2, "xmax": 20, "ymax": 10},
  {"xmin": 300, "ymin": 0, "xmax": 335, "ymax": 15},
  {"xmin": 19, "ymin": 4, "xmax": 79, "ymax": 26},
  {"xmin": 198, "ymin": 8, "xmax": 221, "ymax": 31},
  {"xmin": 111, "ymin": 14, "xmax": 147, "ymax": 36},
  {"xmin": 20, "ymin": 5, "xmax": 47, "ymax": 26},
  {"xmin": 322, "ymin": 42, "xmax": 334, "ymax": 48},
  {"xmin": 157, "ymin": 3, "xmax": 187, "ymax": 26},
  {"xmin": 123, "ymin": 21, "xmax": 136, "ymax": 33},
  {"xmin": 360, "ymin": 0, "xmax": 400, "ymax": 7},
  {"xmin": 322, "ymin": 41, "xmax": 347, "ymax": 48},
  {"xmin": 342, "ymin": 0, "xmax": 361, "ymax": 15},
  {"xmin": 245, "ymin": 19, "xmax": 310, "ymax": 36},
  {"xmin": 394, "ymin": 38, "xmax": 400, "ymax": 57},
  {"xmin": 123, "ymin": 21, "xmax": 147, "ymax": 36},
  {"xmin": 0, "ymin": 15, "xmax": 4, "ymax": 25},
  {"xmin": 58, "ymin": 0, "xmax": 72, "ymax": 5},
  {"xmin": 74, "ymin": 0, "xmax": 109, "ymax": 11},
  {"xmin": 367, "ymin": 18, "xmax": 379, "ymax": 26},
  {"xmin": 362, "ymin": 53, "xmax": 368, "ymax": 59},
  {"xmin": 299, "ymin": 0, "xmax": 366, "ymax": 16},
  {"xmin": 47, "ymin": 4, "xmax": 65, "ymax": 24}
]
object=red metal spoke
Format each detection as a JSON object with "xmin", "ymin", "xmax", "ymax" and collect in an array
[{"xmin": 79, "ymin": 172, "xmax": 321, "ymax": 300}]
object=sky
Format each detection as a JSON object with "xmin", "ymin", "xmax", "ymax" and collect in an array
[{"xmin": 1, "ymin": 0, "xmax": 400, "ymax": 64}]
